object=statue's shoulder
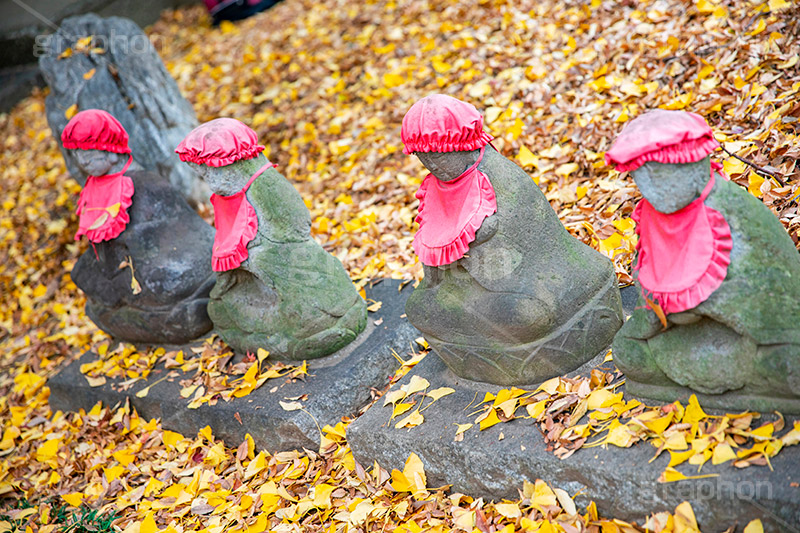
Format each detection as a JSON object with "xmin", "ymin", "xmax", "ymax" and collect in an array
[
  {"xmin": 125, "ymin": 170, "xmax": 200, "ymax": 225},
  {"xmin": 127, "ymin": 169, "xmax": 161, "ymax": 186}
]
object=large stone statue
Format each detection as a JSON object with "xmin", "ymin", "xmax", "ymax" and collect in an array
[
  {"xmin": 608, "ymin": 110, "xmax": 800, "ymax": 414},
  {"xmin": 401, "ymin": 94, "xmax": 623, "ymax": 385},
  {"xmin": 64, "ymin": 110, "xmax": 215, "ymax": 344},
  {"xmin": 176, "ymin": 119, "xmax": 367, "ymax": 359}
]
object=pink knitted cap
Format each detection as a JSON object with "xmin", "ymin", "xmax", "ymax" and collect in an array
[
  {"xmin": 401, "ymin": 94, "xmax": 493, "ymax": 155},
  {"xmin": 605, "ymin": 110, "xmax": 719, "ymax": 172},
  {"xmin": 176, "ymin": 118, "xmax": 265, "ymax": 167},
  {"xmin": 62, "ymin": 109, "xmax": 131, "ymax": 154}
]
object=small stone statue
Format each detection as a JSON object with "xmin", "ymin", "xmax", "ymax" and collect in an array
[
  {"xmin": 401, "ymin": 95, "xmax": 623, "ymax": 385},
  {"xmin": 40, "ymin": 14, "xmax": 208, "ymax": 205},
  {"xmin": 64, "ymin": 109, "xmax": 215, "ymax": 344},
  {"xmin": 608, "ymin": 110, "xmax": 800, "ymax": 413},
  {"xmin": 176, "ymin": 118, "xmax": 367, "ymax": 359}
]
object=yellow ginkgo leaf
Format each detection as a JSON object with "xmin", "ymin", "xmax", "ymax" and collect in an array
[
  {"xmin": 87, "ymin": 212, "xmax": 110, "ymax": 230},
  {"xmin": 395, "ymin": 410, "xmax": 424, "ymax": 429},
  {"xmin": 494, "ymin": 502, "xmax": 521, "ymax": 519},
  {"xmin": 140, "ymin": 512, "xmax": 157, "ymax": 533},
  {"xmin": 743, "ymin": 519, "xmax": 764, "ymax": 533},
  {"xmin": 425, "ymin": 387, "xmax": 455, "ymax": 402}
]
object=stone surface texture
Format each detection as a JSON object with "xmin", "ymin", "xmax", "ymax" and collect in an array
[
  {"xmin": 347, "ymin": 351, "xmax": 800, "ymax": 530},
  {"xmin": 406, "ymin": 146, "xmax": 623, "ymax": 386},
  {"xmin": 49, "ymin": 279, "xmax": 419, "ymax": 452},
  {"xmin": 71, "ymin": 169, "xmax": 216, "ymax": 343},
  {"xmin": 614, "ymin": 160, "xmax": 800, "ymax": 414},
  {"xmin": 191, "ymin": 155, "xmax": 367, "ymax": 360},
  {"xmin": 39, "ymin": 14, "xmax": 207, "ymax": 204}
]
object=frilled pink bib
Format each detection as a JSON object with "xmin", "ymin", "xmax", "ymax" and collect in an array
[
  {"xmin": 210, "ymin": 162, "xmax": 274, "ymax": 272},
  {"xmin": 413, "ymin": 146, "xmax": 497, "ymax": 267},
  {"xmin": 75, "ymin": 155, "xmax": 134, "ymax": 243},
  {"xmin": 633, "ymin": 166, "xmax": 732, "ymax": 314}
]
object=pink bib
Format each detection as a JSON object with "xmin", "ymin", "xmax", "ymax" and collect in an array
[
  {"xmin": 633, "ymin": 166, "xmax": 732, "ymax": 314},
  {"xmin": 210, "ymin": 162, "xmax": 274, "ymax": 272},
  {"xmin": 75, "ymin": 155, "xmax": 134, "ymax": 243},
  {"xmin": 413, "ymin": 147, "xmax": 497, "ymax": 267}
]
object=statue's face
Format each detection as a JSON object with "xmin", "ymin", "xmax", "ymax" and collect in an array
[
  {"xmin": 631, "ymin": 158, "xmax": 711, "ymax": 214},
  {"xmin": 74, "ymin": 149, "xmax": 120, "ymax": 177},
  {"xmin": 416, "ymin": 149, "xmax": 480, "ymax": 182},
  {"xmin": 188, "ymin": 163, "xmax": 228, "ymax": 195},
  {"xmin": 186, "ymin": 160, "xmax": 256, "ymax": 197}
]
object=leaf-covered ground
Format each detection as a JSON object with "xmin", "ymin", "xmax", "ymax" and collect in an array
[{"xmin": 1, "ymin": 0, "xmax": 799, "ymax": 530}]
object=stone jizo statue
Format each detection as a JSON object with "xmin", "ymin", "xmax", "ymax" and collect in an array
[
  {"xmin": 65, "ymin": 109, "xmax": 215, "ymax": 344},
  {"xmin": 608, "ymin": 109, "xmax": 800, "ymax": 414},
  {"xmin": 401, "ymin": 94, "xmax": 623, "ymax": 385},
  {"xmin": 176, "ymin": 118, "xmax": 367, "ymax": 359}
]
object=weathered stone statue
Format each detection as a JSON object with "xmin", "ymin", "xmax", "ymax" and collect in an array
[
  {"xmin": 608, "ymin": 110, "xmax": 800, "ymax": 414},
  {"xmin": 401, "ymin": 94, "xmax": 623, "ymax": 385},
  {"xmin": 39, "ymin": 14, "xmax": 208, "ymax": 205},
  {"xmin": 64, "ymin": 109, "xmax": 215, "ymax": 343},
  {"xmin": 176, "ymin": 118, "xmax": 367, "ymax": 359}
]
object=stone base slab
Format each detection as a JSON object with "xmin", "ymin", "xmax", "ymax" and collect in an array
[
  {"xmin": 49, "ymin": 279, "xmax": 420, "ymax": 452},
  {"xmin": 347, "ymin": 353, "xmax": 800, "ymax": 529}
]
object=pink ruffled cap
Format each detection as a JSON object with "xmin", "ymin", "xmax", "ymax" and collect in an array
[
  {"xmin": 175, "ymin": 118, "xmax": 265, "ymax": 167},
  {"xmin": 62, "ymin": 109, "xmax": 131, "ymax": 154},
  {"xmin": 401, "ymin": 94, "xmax": 493, "ymax": 154},
  {"xmin": 604, "ymin": 110, "xmax": 719, "ymax": 172}
]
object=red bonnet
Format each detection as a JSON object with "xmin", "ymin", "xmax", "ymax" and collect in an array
[
  {"xmin": 62, "ymin": 109, "xmax": 131, "ymax": 154},
  {"xmin": 604, "ymin": 110, "xmax": 719, "ymax": 172},
  {"xmin": 175, "ymin": 118, "xmax": 265, "ymax": 167},
  {"xmin": 401, "ymin": 94, "xmax": 493, "ymax": 155}
]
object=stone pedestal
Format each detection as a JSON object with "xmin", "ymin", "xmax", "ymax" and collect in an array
[
  {"xmin": 348, "ymin": 354, "xmax": 799, "ymax": 528},
  {"xmin": 49, "ymin": 279, "xmax": 419, "ymax": 451},
  {"xmin": 347, "ymin": 288, "xmax": 800, "ymax": 529}
]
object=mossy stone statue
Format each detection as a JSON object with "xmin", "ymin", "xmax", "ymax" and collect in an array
[
  {"xmin": 401, "ymin": 95, "xmax": 623, "ymax": 386},
  {"xmin": 65, "ymin": 109, "xmax": 215, "ymax": 344},
  {"xmin": 177, "ymin": 118, "xmax": 366, "ymax": 359},
  {"xmin": 607, "ymin": 110, "xmax": 800, "ymax": 414}
]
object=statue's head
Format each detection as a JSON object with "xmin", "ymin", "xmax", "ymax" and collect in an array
[
  {"xmin": 401, "ymin": 94, "xmax": 492, "ymax": 181},
  {"xmin": 62, "ymin": 109, "xmax": 131, "ymax": 179},
  {"xmin": 606, "ymin": 109, "xmax": 720, "ymax": 214},
  {"xmin": 176, "ymin": 118, "xmax": 268, "ymax": 196},
  {"xmin": 630, "ymin": 158, "xmax": 711, "ymax": 214}
]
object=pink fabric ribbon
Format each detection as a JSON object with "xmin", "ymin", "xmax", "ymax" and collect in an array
[
  {"xmin": 633, "ymin": 168, "xmax": 732, "ymax": 314},
  {"xmin": 413, "ymin": 146, "xmax": 497, "ymax": 267},
  {"xmin": 210, "ymin": 162, "xmax": 275, "ymax": 272},
  {"xmin": 75, "ymin": 155, "xmax": 134, "ymax": 243}
]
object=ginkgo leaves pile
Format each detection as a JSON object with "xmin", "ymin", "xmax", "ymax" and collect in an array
[
  {"xmin": 2, "ymin": 0, "xmax": 800, "ymax": 531},
  {"xmin": 0, "ymin": 372, "xmax": 768, "ymax": 533},
  {"xmin": 78, "ymin": 339, "xmax": 306, "ymax": 409},
  {"xmin": 385, "ymin": 368, "xmax": 800, "ymax": 483}
]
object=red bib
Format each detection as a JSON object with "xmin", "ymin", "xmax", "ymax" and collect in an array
[
  {"xmin": 633, "ymin": 165, "xmax": 732, "ymax": 314},
  {"xmin": 413, "ymin": 146, "xmax": 497, "ymax": 267},
  {"xmin": 75, "ymin": 155, "xmax": 134, "ymax": 243},
  {"xmin": 210, "ymin": 162, "xmax": 275, "ymax": 272}
]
